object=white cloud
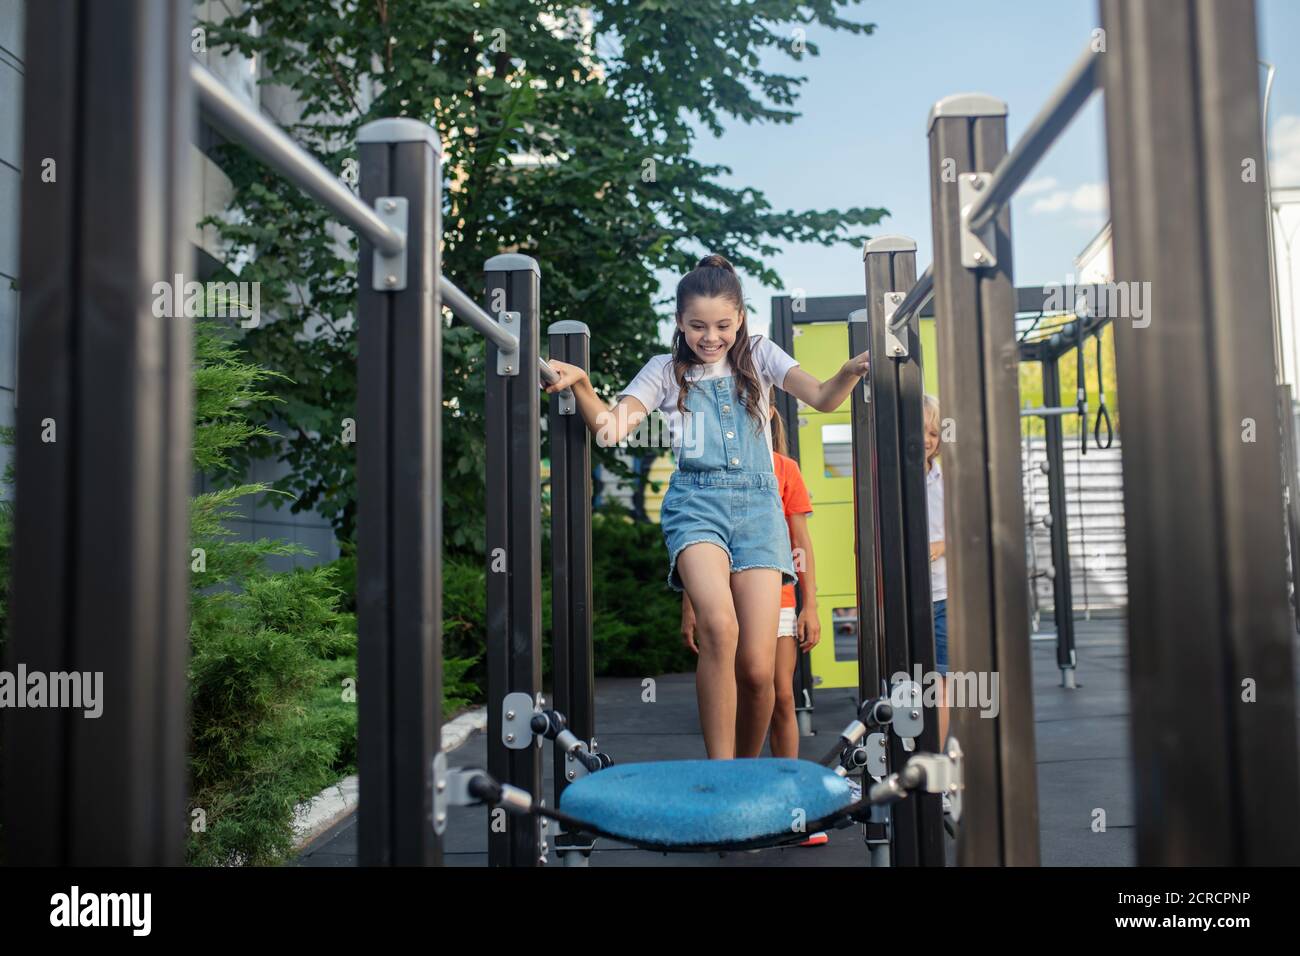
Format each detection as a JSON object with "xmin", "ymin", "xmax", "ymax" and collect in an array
[
  {"xmin": 1030, "ymin": 182, "xmax": 1108, "ymax": 216},
  {"xmin": 1020, "ymin": 177, "xmax": 1059, "ymax": 196},
  {"xmin": 1270, "ymin": 114, "xmax": 1300, "ymax": 187}
]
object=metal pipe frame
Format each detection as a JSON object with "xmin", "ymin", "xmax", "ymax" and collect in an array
[
  {"xmin": 192, "ymin": 60, "xmax": 405, "ymax": 255},
  {"xmin": 484, "ymin": 255, "xmax": 545, "ymax": 867},
  {"xmin": 861, "ymin": 237, "xmax": 946, "ymax": 866},
  {"xmin": 194, "ymin": 61, "xmax": 562, "ymax": 386},
  {"xmin": 928, "ymin": 92, "xmax": 1040, "ymax": 866},
  {"xmin": 965, "ymin": 46, "xmax": 1101, "ymax": 235},
  {"xmin": 1100, "ymin": 0, "xmax": 1300, "ymax": 864},
  {"xmin": 4, "ymin": 0, "xmax": 193, "ymax": 866},
  {"xmin": 1020, "ymin": 404, "xmax": 1081, "ymax": 419},
  {"xmin": 547, "ymin": 321, "xmax": 597, "ymax": 861},
  {"xmin": 886, "ymin": 265, "xmax": 934, "ymax": 335},
  {"xmin": 847, "ymin": 305, "xmax": 885, "ymax": 721},
  {"xmin": 356, "ymin": 118, "xmax": 443, "ymax": 866},
  {"xmin": 1039, "ymin": 356, "xmax": 1078, "ymax": 687}
]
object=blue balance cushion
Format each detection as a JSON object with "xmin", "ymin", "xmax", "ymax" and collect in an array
[{"xmin": 558, "ymin": 758, "xmax": 855, "ymax": 848}]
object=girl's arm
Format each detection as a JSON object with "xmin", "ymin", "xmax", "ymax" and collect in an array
[
  {"xmin": 544, "ymin": 360, "xmax": 648, "ymax": 447},
  {"xmin": 788, "ymin": 512, "xmax": 818, "ymax": 613},
  {"xmin": 779, "ymin": 349, "xmax": 870, "ymax": 412},
  {"xmin": 788, "ymin": 512, "xmax": 821, "ymax": 649}
]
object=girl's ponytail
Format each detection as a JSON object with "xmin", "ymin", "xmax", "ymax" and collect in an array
[{"xmin": 769, "ymin": 386, "xmax": 789, "ymax": 457}]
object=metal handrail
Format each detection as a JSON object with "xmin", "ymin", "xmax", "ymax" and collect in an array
[
  {"xmin": 887, "ymin": 265, "xmax": 934, "ymax": 334},
  {"xmin": 192, "ymin": 61, "xmax": 404, "ymax": 255},
  {"xmin": 192, "ymin": 60, "xmax": 559, "ymax": 386},
  {"xmin": 439, "ymin": 278, "xmax": 560, "ymax": 385},
  {"xmin": 965, "ymin": 46, "xmax": 1101, "ymax": 235}
]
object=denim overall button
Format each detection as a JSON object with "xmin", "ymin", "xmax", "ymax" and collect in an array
[
  {"xmin": 730, "ymin": 457, "xmax": 740, "ymax": 465},
  {"xmin": 725, "ymin": 431, "xmax": 734, "ymax": 439},
  {"xmin": 722, "ymin": 404, "xmax": 731, "ymax": 412}
]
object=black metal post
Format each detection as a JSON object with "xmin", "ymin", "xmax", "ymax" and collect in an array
[
  {"xmin": 484, "ymin": 255, "xmax": 544, "ymax": 867},
  {"xmin": 847, "ymin": 308, "xmax": 884, "ymax": 713},
  {"xmin": 861, "ymin": 237, "xmax": 945, "ymax": 866},
  {"xmin": 3, "ymin": 0, "xmax": 192, "ymax": 866},
  {"xmin": 927, "ymin": 94, "xmax": 1040, "ymax": 866},
  {"xmin": 547, "ymin": 320, "xmax": 596, "ymax": 862},
  {"xmin": 770, "ymin": 297, "xmax": 817, "ymax": 735},
  {"xmin": 1040, "ymin": 355, "xmax": 1078, "ymax": 686},
  {"xmin": 356, "ymin": 118, "xmax": 442, "ymax": 866},
  {"xmin": 1099, "ymin": 0, "xmax": 1300, "ymax": 864}
]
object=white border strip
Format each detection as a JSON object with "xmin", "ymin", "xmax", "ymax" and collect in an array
[{"xmin": 292, "ymin": 707, "xmax": 488, "ymax": 849}]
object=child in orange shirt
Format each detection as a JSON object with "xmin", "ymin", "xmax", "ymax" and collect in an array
[{"xmin": 766, "ymin": 392, "xmax": 820, "ymax": 759}]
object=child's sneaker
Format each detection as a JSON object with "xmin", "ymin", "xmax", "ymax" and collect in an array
[{"xmin": 799, "ymin": 831, "xmax": 829, "ymax": 847}]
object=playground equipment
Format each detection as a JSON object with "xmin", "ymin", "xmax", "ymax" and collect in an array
[{"xmin": 4, "ymin": 0, "xmax": 1299, "ymax": 868}]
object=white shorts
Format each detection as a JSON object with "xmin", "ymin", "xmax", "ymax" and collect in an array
[{"xmin": 777, "ymin": 606, "xmax": 797, "ymax": 638}]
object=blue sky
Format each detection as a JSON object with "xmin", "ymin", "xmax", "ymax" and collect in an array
[{"xmin": 651, "ymin": 0, "xmax": 1300, "ymax": 341}]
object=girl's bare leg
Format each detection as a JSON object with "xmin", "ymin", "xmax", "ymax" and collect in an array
[
  {"xmin": 731, "ymin": 568, "xmax": 783, "ymax": 758},
  {"xmin": 769, "ymin": 635, "xmax": 800, "ymax": 758},
  {"xmin": 675, "ymin": 543, "xmax": 740, "ymax": 759}
]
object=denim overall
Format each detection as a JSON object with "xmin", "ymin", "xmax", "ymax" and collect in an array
[{"xmin": 659, "ymin": 374, "xmax": 796, "ymax": 592}]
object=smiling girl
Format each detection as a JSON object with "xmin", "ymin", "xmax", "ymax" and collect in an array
[{"xmin": 544, "ymin": 254, "xmax": 868, "ymax": 759}]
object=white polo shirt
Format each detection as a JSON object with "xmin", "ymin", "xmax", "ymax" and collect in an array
[
  {"xmin": 927, "ymin": 459, "xmax": 947, "ymax": 602},
  {"xmin": 616, "ymin": 335, "xmax": 800, "ymax": 464}
]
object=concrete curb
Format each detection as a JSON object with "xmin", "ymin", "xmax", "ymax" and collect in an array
[{"xmin": 292, "ymin": 706, "xmax": 488, "ymax": 850}]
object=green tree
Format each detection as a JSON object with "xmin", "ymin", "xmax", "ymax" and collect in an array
[{"xmin": 200, "ymin": 0, "xmax": 886, "ymax": 557}]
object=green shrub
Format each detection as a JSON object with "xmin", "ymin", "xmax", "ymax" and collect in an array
[
  {"xmin": 185, "ymin": 322, "xmax": 360, "ymax": 865},
  {"xmin": 589, "ymin": 500, "xmax": 698, "ymax": 677}
]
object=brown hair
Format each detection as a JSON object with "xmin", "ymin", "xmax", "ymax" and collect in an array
[
  {"xmin": 768, "ymin": 386, "xmax": 788, "ymax": 457},
  {"xmin": 672, "ymin": 254, "xmax": 766, "ymax": 436}
]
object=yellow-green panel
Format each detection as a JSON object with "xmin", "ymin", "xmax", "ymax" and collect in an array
[
  {"xmin": 918, "ymin": 317, "xmax": 940, "ymax": 397},
  {"xmin": 803, "ymin": 500, "xmax": 857, "ymax": 598},
  {"xmin": 643, "ymin": 449, "xmax": 674, "ymax": 524},
  {"xmin": 791, "ymin": 321, "xmax": 850, "ymax": 412},
  {"xmin": 794, "ymin": 410, "xmax": 853, "ymax": 506},
  {"xmin": 788, "ymin": 319, "xmax": 860, "ymax": 691},
  {"xmin": 808, "ymin": 594, "xmax": 861, "ymax": 690}
]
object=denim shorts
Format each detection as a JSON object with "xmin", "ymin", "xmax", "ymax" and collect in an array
[{"xmin": 660, "ymin": 470, "xmax": 797, "ymax": 592}]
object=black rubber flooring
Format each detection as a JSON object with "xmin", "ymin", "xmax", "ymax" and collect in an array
[{"xmin": 299, "ymin": 617, "xmax": 1134, "ymax": 867}]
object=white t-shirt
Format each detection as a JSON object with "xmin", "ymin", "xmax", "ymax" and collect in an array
[
  {"xmin": 617, "ymin": 335, "xmax": 800, "ymax": 464},
  {"xmin": 927, "ymin": 459, "xmax": 947, "ymax": 602}
]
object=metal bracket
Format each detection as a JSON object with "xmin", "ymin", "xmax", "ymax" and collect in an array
[
  {"xmin": 440, "ymin": 765, "xmax": 491, "ymax": 812},
  {"xmin": 881, "ymin": 291, "xmax": 909, "ymax": 359},
  {"xmin": 889, "ymin": 680, "xmax": 924, "ymax": 745},
  {"xmin": 557, "ymin": 388, "xmax": 575, "ymax": 415},
  {"xmin": 904, "ymin": 736, "xmax": 964, "ymax": 822},
  {"xmin": 958, "ymin": 173, "xmax": 998, "ymax": 269},
  {"xmin": 431, "ymin": 751, "xmax": 449, "ymax": 834},
  {"xmin": 865, "ymin": 732, "xmax": 888, "ymax": 780},
  {"xmin": 496, "ymin": 311, "xmax": 521, "ymax": 376},
  {"xmin": 371, "ymin": 197, "xmax": 409, "ymax": 291},
  {"xmin": 564, "ymin": 747, "xmax": 592, "ymax": 783},
  {"xmin": 502, "ymin": 691, "xmax": 535, "ymax": 749}
]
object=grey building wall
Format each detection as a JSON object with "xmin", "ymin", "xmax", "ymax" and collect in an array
[
  {"xmin": 191, "ymin": 0, "xmax": 341, "ymax": 572},
  {"xmin": 0, "ymin": 0, "xmax": 340, "ymax": 569},
  {"xmin": 1023, "ymin": 437, "xmax": 1128, "ymax": 619}
]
